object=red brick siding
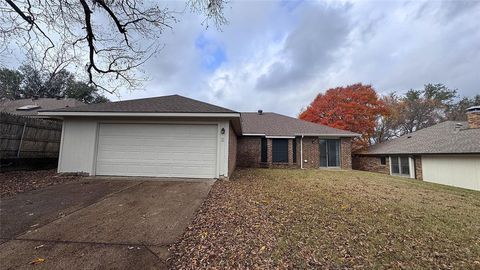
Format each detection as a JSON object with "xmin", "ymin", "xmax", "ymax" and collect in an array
[
  {"xmin": 340, "ymin": 138, "xmax": 352, "ymax": 169},
  {"xmin": 301, "ymin": 136, "xmax": 320, "ymax": 169},
  {"xmin": 237, "ymin": 136, "xmax": 353, "ymax": 170},
  {"xmin": 352, "ymin": 155, "xmax": 390, "ymax": 175},
  {"xmin": 228, "ymin": 125, "xmax": 237, "ymax": 177},
  {"xmin": 467, "ymin": 111, "xmax": 480, "ymax": 129},
  {"xmin": 414, "ymin": 156, "xmax": 422, "ymax": 180},
  {"xmin": 237, "ymin": 137, "xmax": 262, "ymax": 167}
]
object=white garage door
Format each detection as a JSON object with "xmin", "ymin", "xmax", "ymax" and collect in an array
[
  {"xmin": 95, "ymin": 124, "xmax": 218, "ymax": 178},
  {"xmin": 422, "ymin": 155, "xmax": 480, "ymax": 191}
]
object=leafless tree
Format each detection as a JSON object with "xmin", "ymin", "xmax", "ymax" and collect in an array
[{"xmin": 0, "ymin": 0, "xmax": 228, "ymax": 93}]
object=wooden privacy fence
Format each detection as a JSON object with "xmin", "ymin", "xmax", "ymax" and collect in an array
[{"xmin": 0, "ymin": 112, "xmax": 62, "ymax": 159}]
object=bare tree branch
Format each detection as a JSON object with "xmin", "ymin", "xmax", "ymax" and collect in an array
[{"xmin": 0, "ymin": 0, "xmax": 228, "ymax": 93}]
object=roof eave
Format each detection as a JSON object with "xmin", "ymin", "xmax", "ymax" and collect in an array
[
  {"xmin": 358, "ymin": 152, "xmax": 480, "ymax": 156},
  {"xmin": 37, "ymin": 111, "xmax": 241, "ymax": 118},
  {"xmin": 294, "ymin": 133, "xmax": 361, "ymax": 137}
]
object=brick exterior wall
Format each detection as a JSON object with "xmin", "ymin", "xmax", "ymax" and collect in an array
[
  {"xmin": 467, "ymin": 111, "xmax": 480, "ymax": 129},
  {"xmin": 300, "ymin": 136, "xmax": 320, "ymax": 169},
  {"xmin": 228, "ymin": 125, "xmax": 237, "ymax": 177},
  {"xmin": 352, "ymin": 155, "xmax": 390, "ymax": 175},
  {"xmin": 237, "ymin": 137, "xmax": 262, "ymax": 167},
  {"xmin": 266, "ymin": 138, "xmax": 298, "ymax": 168},
  {"xmin": 340, "ymin": 138, "xmax": 352, "ymax": 169},
  {"xmin": 353, "ymin": 154, "xmax": 424, "ymax": 180},
  {"xmin": 237, "ymin": 136, "xmax": 353, "ymax": 170},
  {"xmin": 414, "ymin": 156, "xmax": 422, "ymax": 180}
]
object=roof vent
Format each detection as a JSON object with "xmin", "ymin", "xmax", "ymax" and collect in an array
[
  {"xmin": 17, "ymin": 105, "xmax": 41, "ymax": 111},
  {"xmin": 454, "ymin": 122, "xmax": 463, "ymax": 133},
  {"xmin": 257, "ymin": 110, "xmax": 263, "ymax": 115}
]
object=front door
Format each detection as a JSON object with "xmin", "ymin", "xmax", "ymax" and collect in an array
[{"xmin": 320, "ymin": 139, "xmax": 340, "ymax": 167}]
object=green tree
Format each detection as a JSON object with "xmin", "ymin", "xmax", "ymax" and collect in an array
[
  {"xmin": 399, "ymin": 84, "xmax": 457, "ymax": 134},
  {"xmin": 446, "ymin": 95, "xmax": 480, "ymax": 121},
  {"xmin": 0, "ymin": 68, "xmax": 23, "ymax": 100},
  {"xmin": 65, "ymin": 81, "xmax": 110, "ymax": 104},
  {"xmin": 0, "ymin": 65, "xmax": 108, "ymax": 104}
]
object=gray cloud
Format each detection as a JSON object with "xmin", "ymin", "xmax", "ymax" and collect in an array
[
  {"xmin": 5, "ymin": 0, "xmax": 475, "ymax": 117},
  {"xmin": 255, "ymin": 3, "xmax": 352, "ymax": 92}
]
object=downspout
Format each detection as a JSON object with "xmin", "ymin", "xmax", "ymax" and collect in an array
[{"xmin": 300, "ymin": 135, "xmax": 304, "ymax": 169}]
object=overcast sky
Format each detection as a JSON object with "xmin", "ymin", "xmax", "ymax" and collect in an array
[{"xmin": 7, "ymin": 0, "xmax": 480, "ymax": 116}]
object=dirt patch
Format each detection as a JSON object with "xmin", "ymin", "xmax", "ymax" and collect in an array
[
  {"xmin": 0, "ymin": 170, "xmax": 82, "ymax": 198},
  {"xmin": 169, "ymin": 168, "xmax": 480, "ymax": 269}
]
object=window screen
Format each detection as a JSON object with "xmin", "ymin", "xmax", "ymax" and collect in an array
[
  {"xmin": 320, "ymin": 139, "xmax": 340, "ymax": 167},
  {"xmin": 272, "ymin": 139, "xmax": 288, "ymax": 163},
  {"xmin": 292, "ymin": 139, "xmax": 297, "ymax": 163},
  {"xmin": 400, "ymin": 156, "xmax": 410, "ymax": 176},
  {"xmin": 261, "ymin": 137, "xmax": 267, "ymax": 163},
  {"xmin": 391, "ymin": 156, "xmax": 400, "ymax": 174},
  {"xmin": 380, "ymin": 157, "xmax": 386, "ymax": 165}
]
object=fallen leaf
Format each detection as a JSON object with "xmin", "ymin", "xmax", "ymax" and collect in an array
[{"xmin": 30, "ymin": 258, "xmax": 45, "ymax": 265}]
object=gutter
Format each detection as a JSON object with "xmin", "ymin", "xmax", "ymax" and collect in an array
[
  {"xmin": 294, "ymin": 133, "xmax": 361, "ymax": 137},
  {"xmin": 37, "ymin": 112, "xmax": 241, "ymax": 118}
]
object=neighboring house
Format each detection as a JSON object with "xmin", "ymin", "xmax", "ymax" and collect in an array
[
  {"xmin": 0, "ymin": 97, "xmax": 84, "ymax": 118},
  {"xmin": 39, "ymin": 95, "xmax": 359, "ymax": 179},
  {"xmin": 353, "ymin": 106, "xmax": 480, "ymax": 191}
]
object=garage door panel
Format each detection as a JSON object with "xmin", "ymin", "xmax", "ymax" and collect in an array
[
  {"xmin": 95, "ymin": 124, "xmax": 218, "ymax": 178},
  {"xmin": 423, "ymin": 156, "xmax": 480, "ymax": 191}
]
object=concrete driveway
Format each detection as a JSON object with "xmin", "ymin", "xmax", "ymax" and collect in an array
[{"xmin": 0, "ymin": 178, "xmax": 214, "ymax": 269}]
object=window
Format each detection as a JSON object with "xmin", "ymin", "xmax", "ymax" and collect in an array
[
  {"xmin": 261, "ymin": 137, "xmax": 267, "ymax": 163},
  {"xmin": 400, "ymin": 157, "xmax": 410, "ymax": 176},
  {"xmin": 391, "ymin": 156, "xmax": 400, "ymax": 174},
  {"xmin": 380, "ymin": 157, "xmax": 386, "ymax": 165},
  {"xmin": 319, "ymin": 139, "xmax": 340, "ymax": 167},
  {"xmin": 272, "ymin": 139, "xmax": 288, "ymax": 163},
  {"xmin": 292, "ymin": 139, "xmax": 297, "ymax": 163},
  {"xmin": 390, "ymin": 156, "xmax": 411, "ymax": 177}
]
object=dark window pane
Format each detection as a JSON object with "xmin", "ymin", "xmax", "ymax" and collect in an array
[
  {"xmin": 400, "ymin": 156, "xmax": 410, "ymax": 176},
  {"xmin": 320, "ymin": 139, "xmax": 340, "ymax": 167},
  {"xmin": 272, "ymin": 139, "xmax": 288, "ymax": 163},
  {"xmin": 380, "ymin": 157, "xmax": 386, "ymax": 165},
  {"xmin": 328, "ymin": 140, "xmax": 340, "ymax": 167},
  {"xmin": 320, "ymin": 139, "xmax": 327, "ymax": 167},
  {"xmin": 391, "ymin": 156, "xmax": 400, "ymax": 174},
  {"xmin": 292, "ymin": 139, "xmax": 297, "ymax": 163},
  {"xmin": 261, "ymin": 138, "xmax": 267, "ymax": 163}
]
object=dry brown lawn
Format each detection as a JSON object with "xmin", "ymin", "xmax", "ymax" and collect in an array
[{"xmin": 169, "ymin": 168, "xmax": 480, "ymax": 269}]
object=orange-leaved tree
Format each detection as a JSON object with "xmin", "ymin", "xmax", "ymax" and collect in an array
[{"xmin": 299, "ymin": 83, "xmax": 389, "ymax": 149}]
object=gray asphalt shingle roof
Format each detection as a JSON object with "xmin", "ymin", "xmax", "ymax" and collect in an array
[
  {"xmin": 41, "ymin": 95, "xmax": 237, "ymax": 114},
  {"xmin": 0, "ymin": 98, "xmax": 84, "ymax": 116},
  {"xmin": 362, "ymin": 121, "xmax": 480, "ymax": 155},
  {"xmin": 240, "ymin": 112, "xmax": 359, "ymax": 137}
]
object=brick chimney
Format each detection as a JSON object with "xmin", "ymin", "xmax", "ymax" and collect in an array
[{"xmin": 466, "ymin": 106, "xmax": 480, "ymax": 129}]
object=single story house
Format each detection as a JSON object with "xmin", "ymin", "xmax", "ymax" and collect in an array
[
  {"xmin": 0, "ymin": 97, "xmax": 84, "ymax": 118},
  {"xmin": 353, "ymin": 106, "xmax": 480, "ymax": 191},
  {"xmin": 39, "ymin": 95, "xmax": 359, "ymax": 179}
]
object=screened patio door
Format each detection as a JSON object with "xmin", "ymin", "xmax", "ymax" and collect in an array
[
  {"xmin": 320, "ymin": 139, "xmax": 340, "ymax": 167},
  {"xmin": 390, "ymin": 156, "xmax": 411, "ymax": 177}
]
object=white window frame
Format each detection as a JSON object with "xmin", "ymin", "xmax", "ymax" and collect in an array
[{"xmin": 389, "ymin": 156, "xmax": 415, "ymax": 179}]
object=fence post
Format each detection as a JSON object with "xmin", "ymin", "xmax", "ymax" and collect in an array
[{"xmin": 17, "ymin": 122, "xmax": 27, "ymax": 158}]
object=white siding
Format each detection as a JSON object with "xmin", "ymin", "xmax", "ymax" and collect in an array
[
  {"xmin": 58, "ymin": 118, "xmax": 231, "ymax": 178},
  {"xmin": 58, "ymin": 119, "xmax": 97, "ymax": 174},
  {"xmin": 422, "ymin": 155, "xmax": 480, "ymax": 191}
]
